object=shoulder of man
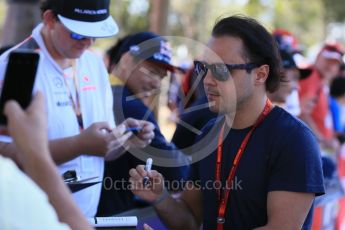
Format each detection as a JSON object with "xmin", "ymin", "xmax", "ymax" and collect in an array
[{"xmin": 276, "ymin": 107, "xmax": 315, "ymax": 136}]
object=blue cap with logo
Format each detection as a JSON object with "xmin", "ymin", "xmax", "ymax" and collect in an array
[{"xmin": 117, "ymin": 32, "xmax": 183, "ymax": 72}]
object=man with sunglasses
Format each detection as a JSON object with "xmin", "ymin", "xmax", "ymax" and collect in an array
[
  {"xmin": 130, "ymin": 15, "xmax": 324, "ymax": 229},
  {"xmin": 0, "ymin": 0, "xmax": 154, "ymax": 217}
]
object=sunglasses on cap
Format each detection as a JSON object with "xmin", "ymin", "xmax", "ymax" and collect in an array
[
  {"xmin": 193, "ymin": 60, "xmax": 259, "ymax": 81},
  {"xmin": 70, "ymin": 32, "xmax": 96, "ymax": 41}
]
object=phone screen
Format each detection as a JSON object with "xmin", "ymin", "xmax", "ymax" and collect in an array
[{"xmin": 0, "ymin": 50, "xmax": 40, "ymax": 125}]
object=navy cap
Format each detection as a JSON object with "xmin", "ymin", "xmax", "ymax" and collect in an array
[
  {"xmin": 280, "ymin": 49, "xmax": 297, "ymax": 69},
  {"xmin": 117, "ymin": 32, "xmax": 183, "ymax": 72},
  {"xmin": 280, "ymin": 49, "xmax": 311, "ymax": 80}
]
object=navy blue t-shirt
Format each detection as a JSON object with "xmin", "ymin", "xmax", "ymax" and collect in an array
[{"xmin": 189, "ymin": 106, "xmax": 325, "ymax": 229}]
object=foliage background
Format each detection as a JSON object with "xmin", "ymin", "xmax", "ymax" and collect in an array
[
  {"xmin": 0, "ymin": 0, "xmax": 344, "ymax": 59},
  {"xmin": 0, "ymin": 0, "xmax": 344, "ymax": 138}
]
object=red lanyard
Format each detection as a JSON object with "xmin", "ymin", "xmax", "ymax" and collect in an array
[
  {"xmin": 216, "ymin": 99, "xmax": 272, "ymax": 230},
  {"xmin": 63, "ymin": 61, "xmax": 84, "ymax": 131}
]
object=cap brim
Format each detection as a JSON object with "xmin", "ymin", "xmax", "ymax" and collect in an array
[
  {"xmin": 149, "ymin": 60, "xmax": 186, "ymax": 74},
  {"xmin": 320, "ymin": 50, "xmax": 343, "ymax": 63},
  {"xmin": 58, "ymin": 15, "xmax": 118, "ymax": 38}
]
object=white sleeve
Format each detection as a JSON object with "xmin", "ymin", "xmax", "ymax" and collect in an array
[
  {"xmin": 0, "ymin": 156, "xmax": 71, "ymax": 230},
  {"xmin": 105, "ymin": 78, "xmax": 115, "ymax": 128},
  {"xmin": 98, "ymin": 56, "xmax": 115, "ymax": 129}
]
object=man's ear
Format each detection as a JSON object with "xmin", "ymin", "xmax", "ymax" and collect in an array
[
  {"xmin": 254, "ymin": 64, "xmax": 269, "ymax": 85},
  {"xmin": 42, "ymin": 10, "xmax": 57, "ymax": 28}
]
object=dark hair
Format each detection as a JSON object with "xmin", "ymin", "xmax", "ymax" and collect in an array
[
  {"xmin": 212, "ymin": 15, "xmax": 281, "ymax": 93},
  {"xmin": 330, "ymin": 76, "xmax": 345, "ymax": 98},
  {"xmin": 40, "ymin": 0, "xmax": 59, "ymax": 16},
  {"xmin": 106, "ymin": 35, "xmax": 132, "ymax": 72}
]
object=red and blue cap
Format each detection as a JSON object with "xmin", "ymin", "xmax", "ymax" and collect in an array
[
  {"xmin": 273, "ymin": 29, "xmax": 312, "ymax": 79},
  {"xmin": 117, "ymin": 32, "xmax": 184, "ymax": 72}
]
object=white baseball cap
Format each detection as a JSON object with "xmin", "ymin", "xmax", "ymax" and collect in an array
[{"xmin": 55, "ymin": 0, "xmax": 118, "ymax": 38}]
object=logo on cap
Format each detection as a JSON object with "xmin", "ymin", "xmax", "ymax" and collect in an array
[{"xmin": 74, "ymin": 8, "xmax": 108, "ymax": 16}]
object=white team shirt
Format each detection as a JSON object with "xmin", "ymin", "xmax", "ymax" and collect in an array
[{"xmin": 0, "ymin": 23, "xmax": 115, "ymax": 217}]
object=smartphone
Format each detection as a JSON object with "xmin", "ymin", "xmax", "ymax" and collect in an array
[{"xmin": 0, "ymin": 50, "xmax": 40, "ymax": 125}]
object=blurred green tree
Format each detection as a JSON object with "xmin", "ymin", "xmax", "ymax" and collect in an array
[
  {"xmin": 321, "ymin": 0, "xmax": 345, "ymax": 23},
  {"xmin": 273, "ymin": 0, "xmax": 325, "ymax": 51}
]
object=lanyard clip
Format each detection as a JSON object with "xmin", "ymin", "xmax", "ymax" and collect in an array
[{"xmin": 217, "ymin": 217, "xmax": 225, "ymax": 224}]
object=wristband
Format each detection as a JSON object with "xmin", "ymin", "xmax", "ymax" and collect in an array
[{"xmin": 149, "ymin": 189, "xmax": 170, "ymax": 206}]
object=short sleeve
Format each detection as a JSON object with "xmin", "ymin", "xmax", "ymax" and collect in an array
[
  {"xmin": 268, "ymin": 123, "xmax": 325, "ymax": 195},
  {"xmin": 105, "ymin": 76, "xmax": 115, "ymax": 128}
]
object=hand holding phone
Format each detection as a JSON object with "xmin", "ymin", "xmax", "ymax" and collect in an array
[{"xmin": 0, "ymin": 50, "xmax": 40, "ymax": 125}]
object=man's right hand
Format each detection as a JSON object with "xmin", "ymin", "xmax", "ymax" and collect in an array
[
  {"xmin": 75, "ymin": 122, "xmax": 132, "ymax": 157},
  {"xmin": 129, "ymin": 164, "xmax": 166, "ymax": 203}
]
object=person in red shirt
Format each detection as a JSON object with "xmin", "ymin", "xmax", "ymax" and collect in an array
[{"xmin": 299, "ymin": 43, "xmax": 344, "ymax": 151}]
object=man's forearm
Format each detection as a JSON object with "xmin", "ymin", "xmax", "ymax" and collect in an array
[
  {"xmin": 23, "ymin": 150, "xmax": 93, "ymax": 230},
  {"xmin": 49, "ymin": 135, "xmax": 83, "ymax": 165},
  {"xmin": 0, "ymin": 135, "xmax": 82, "ymax": 166},
  {"xmin": 153, "ymin": 195, "xmax": 200, "ymax": 230}
]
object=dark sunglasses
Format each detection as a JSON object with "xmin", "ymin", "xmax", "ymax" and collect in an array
[
  {"xmin": 193, "ymin": 60, "xmax": 259, "ymax": 81},
  {"xmin": 70, "ymin": 32, "xmax": 96, "ymax": 41}
]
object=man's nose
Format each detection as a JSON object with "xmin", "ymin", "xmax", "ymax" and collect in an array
[{"xmin": 203, "ymin": 70, "xmax": 215, "ymax": 87}]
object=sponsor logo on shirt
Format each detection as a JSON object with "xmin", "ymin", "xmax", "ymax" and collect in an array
[
  {"xmin": 81, "ymin": 75, "xmax": 96, "ymax": 91},
  {"xmin": 56, "ymin": 100, "xmax": 72, "ymax": 107},
  {"xmin": 53, "ymin": 77, "xmax": 63, "ymax": 88},
  {"xmin": 81, "ymin": 85, "xmax": 97, "ymax": 91}
]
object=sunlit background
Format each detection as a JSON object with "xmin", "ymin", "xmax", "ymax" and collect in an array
[
  {"xmin": 1, "ymin": 0, "xmax": 345, "ymax": 56},
  {"xmin": 0, "ymin": 0, "xmax": 345, "ymax": 139}
]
